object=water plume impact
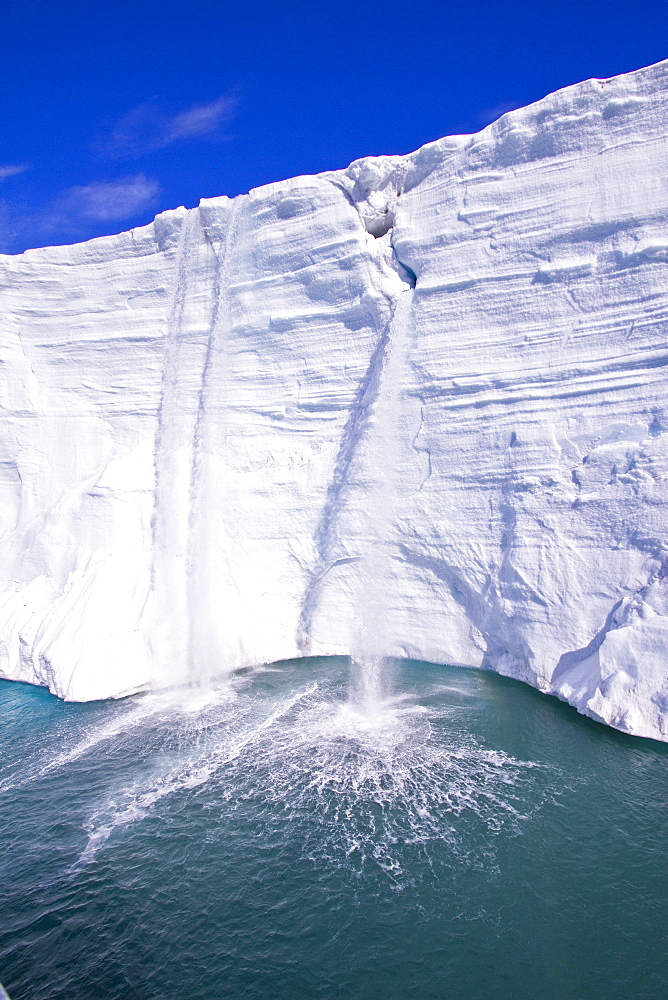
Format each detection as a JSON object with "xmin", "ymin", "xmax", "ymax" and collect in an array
[
  {"xmin": 66, "ymin": 660, "xmax": 551, "ymax": 878},
  {"xmin": 3, "ymin": 655, "xmax": 667, "ymax": 1000}
]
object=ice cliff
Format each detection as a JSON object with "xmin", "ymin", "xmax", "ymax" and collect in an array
[{"xmin": 1, "ymin": 60, "xmax": 667, "ymax": 740}]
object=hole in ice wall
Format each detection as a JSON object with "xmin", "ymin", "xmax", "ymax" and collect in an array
[{"xmin": 365, "ymin": 210, "xmax": 395, "ymax": 238}]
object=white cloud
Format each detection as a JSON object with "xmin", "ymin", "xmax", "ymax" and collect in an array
[
  {"xmin": 0, "ymin": 164, "xmax": 28, "ymax": 182},
  {"xmin": 0, "ymin": 173, "xmax": 162, "ymax": 252},
  {"xmin": 165, "ymin": 95, "xmax": 238, "ymax": 140},
  {"xmin": 103, "ymin": 93, "xmax": 238, "ymax": 159},
  {"xmin": 53, "ymin": 174, "xmax": 161, "ymax": 222}
]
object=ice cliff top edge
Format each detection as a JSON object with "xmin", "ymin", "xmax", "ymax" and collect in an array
[{"xmin": 1, "ymin": 59, "xmax": 667, "ymax": 742}]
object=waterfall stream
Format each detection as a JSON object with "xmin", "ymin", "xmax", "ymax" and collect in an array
[
  {"xmin": 186, "ymin": 198, "xmax": 242, "ymax": 689},
  {"xmin": 151, "ymin": 205, "xmax": 414, "ymax": 705},
  {"xmin": 348, "ymin": 271, "xmax": 415, "ymax": 716},
  {"xmin": 151, "ymin": 202, "xmax": 240, "ymax": 691},
  {"xmin": 150, "ymin": 209, "xmax": 200, "ymax": 689}
]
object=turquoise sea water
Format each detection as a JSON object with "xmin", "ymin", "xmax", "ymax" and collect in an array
[{"xmin": 1, "ymin": 657, "xmax": 667, "ymax": 1000}]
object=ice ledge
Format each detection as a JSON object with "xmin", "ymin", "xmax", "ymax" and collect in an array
[{"xmin": 1, "ymin": 59, "xmax": 668, "ymax": 742}]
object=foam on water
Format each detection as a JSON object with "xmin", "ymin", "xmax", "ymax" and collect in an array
[
  {"xmin": 73, "ymin": 666, "xmax": 551, "ymax": 878},
  {"xmin": 0, "ymin": 684, "xmax": 236, "ymax": 796},
  {"xmin": 4, "ymin": 657, "xmax": 666, "ymax": 1000},
  {"xmin": 72, "ymin": 681, "xmax": 320, "ymax": 869}
]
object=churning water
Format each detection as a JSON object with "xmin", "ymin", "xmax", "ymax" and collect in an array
[{"xmin": 1, "ymin": 657, "xmax": 667, "ymax": 999}]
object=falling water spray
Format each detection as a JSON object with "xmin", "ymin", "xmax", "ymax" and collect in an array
[
  {"xmin": 348, "ymin": 246, "xmax": 415, "ymax": 716},
  {"xmin": 149, "ymin": 209, "xmax": 200, "ymax": 691},
  {"xmin": 149, "ymin": 197, "xmax": 242, "ymax": 693},
  {"xmin": 187, "ymin": 197, "xmax": 242, "ymax": 690}
]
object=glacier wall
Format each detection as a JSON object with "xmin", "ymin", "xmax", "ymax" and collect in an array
[{"xmin": 1, "ymin": 60, "xmax": 667, "ymax": 740}]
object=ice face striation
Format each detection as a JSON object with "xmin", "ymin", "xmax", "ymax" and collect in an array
[{"xmin": 1, "ymin": 60, "xmax": 668, "ymax": 740}]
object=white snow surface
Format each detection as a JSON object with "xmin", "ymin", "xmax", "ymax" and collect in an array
[{"xmin": 1, "ymin": 60, "xmax": 668, "ymax": 740}]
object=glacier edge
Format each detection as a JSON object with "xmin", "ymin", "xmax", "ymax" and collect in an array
[{"xmin": 1, "ymin": 59, "xmax": 668, "ymax": 741}]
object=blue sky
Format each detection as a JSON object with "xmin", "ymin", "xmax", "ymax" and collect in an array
[{"xmin": 1, "ymin": 0, "xmax": 667, "ymax": 253}]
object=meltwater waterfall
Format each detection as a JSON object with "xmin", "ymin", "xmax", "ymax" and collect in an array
[
  {"xmin": 348, "ymin": 278, "xmax": 415, "ymax": 716},
  {"xmin": 149, "ymin": 198, "xmax": 244, "ymax": 691},
  {"xmin": 151, "ymin": 211, "xmax": 418, "ymax": 706},
  {"xmin": 150, "ymin": 204, "xmax": 417, "ymax": 708},
  {"xmin": 185, "ymin": 197, "xmax": 242, "ymax": 688},
  {"xmin": 150, "ymin": 209, "xmax": 201, "ymax": 689}
]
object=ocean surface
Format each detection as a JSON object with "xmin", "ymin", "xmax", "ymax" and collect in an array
[{"xmin": 1, "ymin": 657, "xmax": 667, "ymax": 1000}]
